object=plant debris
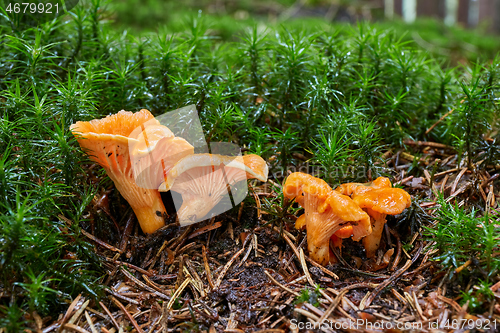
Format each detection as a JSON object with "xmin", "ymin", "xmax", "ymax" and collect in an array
[{"xmin": 25, "ymin": 141, "xmax": 499, "ymax": 332}]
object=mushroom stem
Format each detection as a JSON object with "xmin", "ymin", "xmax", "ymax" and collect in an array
[
  {"xmin": 361, "ymin": 209, "xmax": 387, "ymax": 258},
  {"xmin": 302, "ymin": 189, "xmax": 348, "ymax": 265},
  {"xmin": 132, "ymin": 198, "xmax": 166, "ymax": 234},
  {"xmin": 110, "ymin": 172, "xmax": 167, "ymax": 234},
  {"xmin": 306, "ymin": 213, "xmax": 344, "ymax": 265}
]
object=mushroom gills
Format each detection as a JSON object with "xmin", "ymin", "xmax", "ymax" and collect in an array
[
  {"xmin": 159, "ymin": 153, "xmax": 268, "ymax": 226},
  {"xmin": 171, "ymin": 164, "xmax": 249, "ymax": 225}
]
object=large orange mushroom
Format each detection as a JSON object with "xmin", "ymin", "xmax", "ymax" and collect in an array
[
  {"xmin": 336, "ymin": 177, "xmax": 411, "ymax": 258},
  {"xmin": 71, "ymin": 109, "xmax": 192, "ymax": 234},
  {"xmin": 283, "ymin": 173, "xmax": 372, "ymax": 265},
  {"xmin": 158, "ymin": 153, "xmax": 268, "ymax": 226}
]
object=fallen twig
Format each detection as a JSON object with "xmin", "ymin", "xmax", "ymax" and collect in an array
[
  {"xmin": 80, "ymin": 229, "xmax": 122, "ymax": 253},
  {"xmin": 425, "ymin": 108, "xmax": 456, "ymax": 135},
  {"xmin": 120, "ymin": 267, "xmax": 170, "ymax": 299},
  {"xmin": 364, "ymin": 259, "xmax": 413, "ymax": 308},
  {"xmin": 98, "ymin": 301, "xmax": 120, "ymax": 331},
  {"xmin": 110, "ymin": 296, "xmax": 145, "ymax": 333},
  {"xmin": 188, "ymin": 221, "xmax": 222, "ymax": 239},
  {"xmin": 264, "ymin": 270, "xmax": 300, "ymax": 297},
  {"xmin": 214, "ymin": 244, "xmax": 247, "ymax": 288}
]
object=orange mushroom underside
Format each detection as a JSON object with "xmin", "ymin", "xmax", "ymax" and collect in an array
[{"xmin": 159, "ymin": 153, "xmax": 268, "ymax": 226}]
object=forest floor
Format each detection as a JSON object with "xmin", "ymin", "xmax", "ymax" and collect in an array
[{"xmin": 38, "ymin": 141, "xmax": 500, "ymax": 333}]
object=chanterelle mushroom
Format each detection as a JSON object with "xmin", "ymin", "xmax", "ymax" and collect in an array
[
  {"xmin": 283, "ymin": 173, "xmax": 371, "ymax": 265},
  {"xmin": 158, "ymin": 154, "xmax": 268, "ymax": 226},
  {"xmin": 336, "ymin": 177, "xmax": 411, "ymax": 258},
  {"xmin": 71, "ymin": 109, "xmax": 191, "ymax": 234}
]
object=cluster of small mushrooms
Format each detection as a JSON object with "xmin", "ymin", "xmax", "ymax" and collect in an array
[
  {"xmin": 284, "ymin": 173, "xmax": 411, "ymax": 265},
  {"xmin": 71, "ymin": 109, "xmax": 411, "ymax": 267},
  {"xmin": 70, "ymin": 109, "xmax": 268, "ymax": 233}
]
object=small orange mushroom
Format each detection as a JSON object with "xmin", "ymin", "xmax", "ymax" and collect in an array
[
  {"xmin": 158, "ymin": 154, "xmax": 268, "ymax": 226},
  {"xmin": 283, "ymin": 173, "xmax": 372, "ymax": 265},
  {"xmin": 71, "ymin": 109, "xmax": 191, "ymax": 234},
  {"xmin": 329, "ymin": 225, "xmax": 353, "ymax": 258},
  {"xmin": 334, "ymin": 225, "xmax": 354, "ymax": 239},
  {"xmin": 336, "ymin": 177, "xmax": 411, "ymax": 258}
]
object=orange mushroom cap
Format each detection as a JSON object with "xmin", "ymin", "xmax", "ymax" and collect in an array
[
  {"xmin": 158, "ymin": 153, "xmax": 268, "ymax": 226},
  {"xmin": 352, "ymin": 187, "xmax": 411, "ymax": 215},
  {"xmin": 132, "ymin": 123, "xmax": 175, "ymax": 154},
  {"xmin": 329, "ymin": 225, "xmax": 353, "ymax": 262},
  {"xmin": 283, "ymin": 172, "xmax": 371, "ymax": 265},
  {"xmin": 336, "ymin": 176, "xmax": 392, "ymax": 196},
  {"xmin": 72, "ymin": 109, "xmax": 157, "ymax": 140},
  {"xmin": 334, "ymin": 225, "xmax": 354, "ymax": 239},
  {"xmin": 71, "ymin": 110, "xmax": 172, "ymax": 234},
  {"xmin": 295, "ymin": 214, "xmax": 306, "ymax": 230},
  {"xmin": 324, "ymin": 191, "xmax": 372, "ymax": 242},
  {"xmin": 283, "ymin": 172, "xmax": 332, "ymax": 207}
]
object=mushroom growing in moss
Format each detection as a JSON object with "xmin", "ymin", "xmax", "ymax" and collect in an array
[
  {"xmin": 71, "ymin": 109, "xmax": 187, "ymax": 234},
  {"xmin": 158, "ymin": 154, "xmax": 268, "ymax": 226},
  {"xmin": 283, "ymin": 173, "xmax": 372, "ymax": 265},
  {"xmin": 336, "ymin": 177, "xmax": 411, "ymax": 258}
]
